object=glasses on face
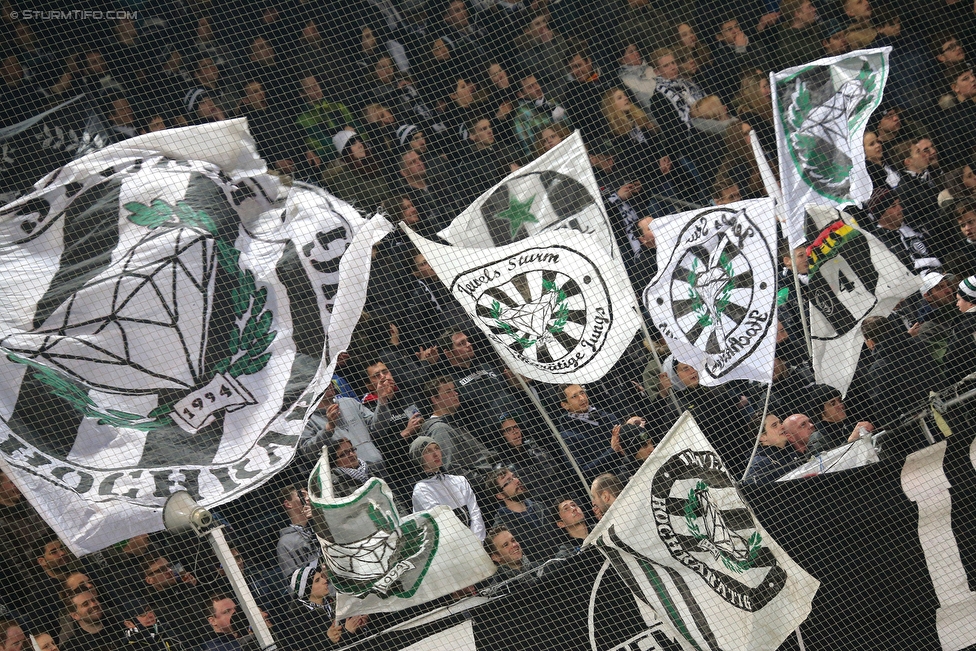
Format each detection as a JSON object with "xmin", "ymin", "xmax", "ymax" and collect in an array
[
  {"xmin": 501, "ymin": 423, "xmax": 519, "ymax": 434},
  {"xmin": 337, "ymin": 447, "xmax": 356, "ymax": 459},
  {"xmin": 943, "ymin": 42, "xmax": 963, "ymax": 53}
]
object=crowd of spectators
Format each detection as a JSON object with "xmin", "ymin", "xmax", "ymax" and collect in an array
[{"xmin": 2, "ymin": 0, "xmax": 976, "ymax": 644}]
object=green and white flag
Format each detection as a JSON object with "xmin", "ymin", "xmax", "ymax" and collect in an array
[
  {"xmin": 643, "ymin": 199, "xmax": 779, "ymax": 385},
  {"xmin": 308, "ymin": 457, "xmax": 496, "ymax": 618},
  {"xmin": 0, "ymin": 119, "xmax": 388, "ymax": 554},
  {"xmin": 772, "ymin": 47, "xmax": 891, "ymax": 249},
  {"xmin": 584, "ymin": 412, "xmax": 820, "ymax": 651}
]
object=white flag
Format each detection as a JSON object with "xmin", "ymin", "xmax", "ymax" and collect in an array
[
  {"xmin": 437, "ymin": 130, "xmax": 619, "ymax": 260},
  {"xmin": 643, "ymin": 199, "xmax": 779, "ymax": 385},
  {"xmin": 584, "ymin": 412, "xmax": 820, "ymax": 651},
  {"xmin": 308, "ymin": 458, "xmax": 496, "ymax": 618},
  {"xmin": 803, "ymin": 204, "xmax": 921, "ymax": 395},
  {"xmin": 0, "ymin": 119, "xmax": 385, "ymax": 554},
  {"xmin": 405, "ymin": 226, "xmax": 641, "ymax": 384},
  {"xmin": 772, "ymin": 48, "xmax": 891, "ymax": 249}
]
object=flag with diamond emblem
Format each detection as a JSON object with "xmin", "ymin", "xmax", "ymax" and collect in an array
[{"xmin": 0, "ymin": 119, "xmax": 389, "ymax": 554}]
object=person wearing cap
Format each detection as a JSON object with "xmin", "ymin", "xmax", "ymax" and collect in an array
[
  {"xmin": 120, "ymin": 600, "xmax": 181, "ymax": 651},
  {"xmin": 867, "ymin": 188, "xmax": 943, "ymax": 274},
  {"xmin": 320, "ymin": 128, "xmax": 392, "ymax": 212},
  {"xmin": 285, "ymin": 562, "xmax": 366, "ymax": 647},
  {"xmin": 410, "ymin": 436, "xmax": 485, "ymax": 540},
  {"xmin": 944, "ymin": 275, "xmax": 976, "ymax": 384},
  {"xmin": 820, "ymin": 20, "xmax": 850, "ymax": 56},
  {"xmin": 807, "ymin": 384, "xmax": 874, "ymax": 450}
]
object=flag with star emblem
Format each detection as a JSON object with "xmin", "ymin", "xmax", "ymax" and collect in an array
[
  {"xmin": 436, "ymin": 131, "xmax": 620, "ymax": 261},
  {"xmin": 403, "ymin": 224, "xmax": 642, "ymax": 384}
]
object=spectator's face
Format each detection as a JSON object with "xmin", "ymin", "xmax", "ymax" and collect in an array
[
  {"xmin": 590, "ymin": 487, "xmax": 614, "ymax": 520},
  {"xmin": 350, "ymin": 140, "xmax": 367, "ymax": 160},
  {"xmin": 145, "ymin": 116, "xmax": 167, "ymax": 133},
  {"xmin": 500, "ymin": 419, "xmax": 522, "ymax": 446},
  {"xmin": 432, "ymin": 39, "xmax": 451, "ymax": 61},
  {"xmin": 926, "ymin": 278, "xmax": 957, "ymax": 306},
  {"xmin": 452, "ymin": 79, "xmax": 475, "ymax": 106},
  {"xmin": 39, "ymin": 540, "xmax": 70, "ymax": 571},
  {"xmin": 197, "ymin": 98, "xmax": 225, "ymax": 122},
  {"xmin": 243, "ymin": 82, "xmax": 266, "ymax": 110},
  {"xmin": 1, "ymin": 626, "xmax": 23, "ymax": 651},
  {"xmin": 823, "ymin": 31, "xmax": 849, "ymax": 55},
  {"xmin": 400, "ymin": 198, "xmax": 419, "ymax": 224},
  {"xmin": 195, "ymin": 58, "xmax": 219, "ymax": 86},
  {"xmin": 490, "ymin": 531, "xmax": 522, "ymax": 565},
  {"xmin": 362, "ymin": 27, "xmax": 377, "ymax": 53},
  {"xmin": 335, "ymin": 440, "xmax": 360, "ymax": 469},
  {"xmin": 110, "ymin": 99, "xmax": 135, "ymax": 127},
  {"xmin": 85, "ymin": 51, "xmax": 108, "ymax": 75},
  {"xmin": 470, "ymin": 119, "xmax": 494, "ymax": 146},
  {"xmin": 209, "ymin": 598, "xmax": 236, "ymax": 634},
  {"xmin": 612, "ymin": 89, "xmax": 630, "ymax": 113},
  {"xmin": 146, "ymin": 558, "xmax": 178, "ymax": 588},
  {"xmin": 964, "ymin": 166, "xmax": 976, "ymax": 189},
  {"xmin": 878, "ymin": 199, "xmax": 904, "ymax": 229},
  {"xmin": 401, "ymin": 152, "xmax": 426, "ymax": 181},
  {"xmin": 717, "ymin": 20, "xmax": 746, "ymax": 46},
  {"xmin": 366, "ymin": 362, "xmax": 393, "ymax": 393},
  {"xmin": 0, "ymin": 472, "xmax": 21, "ymax": 505},
  {"xmin": 301, "ymin": 76, "xmax": 323, "ymax": 104},
  {"xmin": 678, "ymin": 23, "xmax": 697, "ymax": 48},
  {"xmin": 409, "ymin": 131, "xmax": 426, "ymax": 153},
  {"xmin": 494, "ymin": 470, "xmax": 526, "ymax": 500},
  {"xmin": 953, "ymin": 70, "xmax": 976, "ymax": 99},
  {"xmin": 250, "ymin": 37, "xmax": 274, "ymax": 64},
  {"xmin": 421, "ymin": 442, "xmax": 443, "ymax": 472},
  {"xmin": 556, "ymin": 500, "xmax": 585, "ymax": 527},
  {"xmin": 796, "ymin": 1, "xmax": 817, "ymax": 25},
  {"xmin": 488, "ymin": 64, "xmax": 509, "ymax": 89},
  {"xmin": 528, "ymin": 16, "xmax": 552, "ymax": 42},
  {"xmin": 444, "ymin": 0, "xmax": 469, "ymax": 29},
  {"xmin": 958, "ymin": 294, "xmax": 976, "ymax": 312},
  {"xmin": 310, "ymin": 571, "xmax": 330, "ymax": 599},
  {"xmin": 680, "ymin": 55, "xmax": 699, "ymax": 75},
  {"xmin": 302, "ymin": 21, "xmax": 322, "ymax": 43},
  {"xmin": 620, "ymin": 44, "xmax": 643, "ymax": 67},
  {"xmin": 822, "ymin": 397, "xmax": 846, "ymax": 423},
  {"xmin": 959, "ymin": 210, "xmax": 976, "ymax": 241},
  {"xmin": 863, "ymin": 132, "xmax": 882, "ymax": 162},
  {"xmin": 33, "ymin": 634, "xmax": 57, "ymax": 651},
  {"xmin": 656, "ymin": 54, "xmax": 679, "ymax": 80},
  {"xmin": 777, "ymin": 320, "xmax": 788, "ymax": 343},
  {"xmin": 540, "ymin": 128, "xmax": 562, "ymax": 152},
  {"xmin": 561, "ymin": 385, "xmax": 589, "ymax": 413},
  {"xmin": 637, "ymin": 217, "xmax": 656, "ymax": 248},
  {"xmin": 413, "ymin": 253, "xmax": 436, "ymax": 279},
  {"xmin": 519, "ymin": 75, "xmax": 543, "ymax": 100},
  {"xmin": 760, "ymin": 415, "xmax": 789, "ymax": 447},
  {"xmin": 844, "ymin": 0, "xmax": 871, "ymax": 19},
  {"xmin": 70, "ymin": 593, "xmax": 102, "ymax": 624},
  {"xmin": 365, "ymin": 105, "xmax": 394, "ymax": 125},
  {"xmin": 938, "ymin": 38, "xmax": 965, "ymax": 64},
  {"xmin": 784, "ymin": 415, "xmax": 815, "ymax": 446},
  {"xmin": 136, "ymin": 609, "xmax": 156, "ymax": 628},
  {"xmin": 676, "ymin": 363, "xmax": 700, "ymax": 387},
  {"xmin": 375, "ymin": 57, "xmax": 396, "ymax": 84},
  {"xmin": 197, "ymin": 17, "xmax": 214, "ymax": 41},
  {"xmin": 66, "ymin": 572, "xmax": 96, "ymax": 596},
  {"xmin": 715, "ymin": 184, "xmax": 741, "ymax": 205},
  {"xmin": 450, "ymin": 333, "xmax": 475, "ymax": 361},
  {"xmin": 878, "ymin": 111, "xmax": 900, "ymax": 134},
  {"xmin": 434, "ymin": 381, "xmax": 461, "ymax": 414},
  {"xmin": 568, "ymin": 55, "xmax": 593, "ymax": 82}
]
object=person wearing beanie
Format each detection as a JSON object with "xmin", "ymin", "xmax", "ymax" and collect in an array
[
  {"xmin": 409, "ymin": 436, "xmax": 485, "ymax": 540},
  {"xmin": 284, "ymin": 562, "xmax": 367, "ymax": 647},
  {"xmin": 944, "ymin": 276, "xmax": 976, "ymax": 384},
  {"xmin": 807, "ymin": 383, "xmax": 875, "ymax": 449},
  {"xmin": 321, "ymin": 128, "xmax": 392, "ymax": 212}
]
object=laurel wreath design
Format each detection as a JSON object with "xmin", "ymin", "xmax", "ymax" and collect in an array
[
  {"xmin": 490, "ymin": 279, "xmax": 568, "ymax": 350},
  {"xmin": 684, "ymin": 480, "xmax": 762, "ymax": 574},
  {"xmin": 8, "ymin": 199, "xmax": 276, "ymax": 432},
  {"xmin": 687, "ymin": 255, "xmax": 734, "ymax": 328}
]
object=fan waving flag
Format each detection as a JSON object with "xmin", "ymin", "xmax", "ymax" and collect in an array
[
  {"xmin": 772, "ymin": 47, "xmax": 891, "ymax": 249},
  {"xmin": 0, "ymin": 119, "xmax": 388, "ymax": 554},
  {"xmin": 643, "ymin": 199, "xmax": 779, "ymax": 385},
  {"xmin": 584, "ymin": 411, "xmax": 820, "ymax": 651},
  {"xmin": 404, "ymin": 226, "xmax": 642, "ymax": 384},
  {"xmin": 803, "ymin": 204, "xmax": 921, "ymax": 395},
  {"xmin": 436, "ymin": 130, "xmax": 620, "ymax": 261}
]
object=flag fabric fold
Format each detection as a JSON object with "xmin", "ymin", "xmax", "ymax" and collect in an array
[
  {"xmin": 771, "ymin": 48, "xmax": 891, "ymax": 249},
  {"xmin": 585, "ymin": 411, "xmax": 820, "ymax": 651},
  {"xmin": 0, "ymin": 119, "xmax": 381, "ymax": 554},
  {"xmin": 643, "ymin": 199, "xmax": 779, "ymax": 385}
]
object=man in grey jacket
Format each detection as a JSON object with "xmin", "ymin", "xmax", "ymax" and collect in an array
[
  {"xmin": 301, "ymin": 380, "xmax": 382, "ymax": 465},
  {"xmin": 418, "ymin": 376, "xmax": 496, "ymax": 473}
]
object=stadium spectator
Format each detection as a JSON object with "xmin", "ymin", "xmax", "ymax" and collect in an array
[
  {"xmin": 776, "ymin": 0, "xmax": 821, "ymax": 69},
  {"xmin": 563, "ymin": 49, "xmax": 611, "ymax": 143},
  {"xmin": 324, "ymin": 437, "xmax": 391, "ymax": 499},
  {"xmin": 275, "ymin": 487, "xmax": 319, "ymax": 585},
  {"xmin": 513, "ymin": 73, "xmax": 568, "ymax": 158},
  {"xmin": 939, "ymin": 164, "xmax": 976, "ymax": 208},
  {"xmin": 945, "ymin": 275, "xmax": 976, "ymax": 383},
  {"xmin": 321, "ymin": 128, "xmax": 392, "ymax": 211},
  {"xmin": 496, "ymin": 417, "xmax": 568, "ymax": 508},
  {"xmin": 808, "ymin": 385, "xmax": 876, "ymax": 450},
  {"xmin": 820, "ymin": 20, "xmax": 851, "ymax": 57},
  {"xmin": 120, "ymin": 600, "xmax": 182, "ymax": 651},
  {"xmin": 287, "ymin": 563, "xmax": 367, "ymax": 647},
  {"xmin": 410, "ymin": 437, "xmax": 486, "ymax": 540},
  {"xmin": 516, "ymin": 13, "xmax": 569, "ymax": 89},
  {"xmin": 951, "ymin": 200, "xmax": 976, "ymax": 275},
  {"xmin": 0, "ymin": 622, "xmax": 24, "ymax": 651},
  {"xmin": 418, "ymin": 376, "xmax": 495, "ymax": 472},
  {"xmin": 867, "ymin": 189, "xmax": 942, "ymax": 274},
  {"xmin": 61, "ymin": 592, "xmax": 126, "ymax": 651},
  {"xmin": 864, "ymin": 131, "xmax": 901, "ymax": 191},
  {"xmin": 589, "ymin": 473, "xmax": 624, "ymax": 520},
  {"xmin": 553, "ymin": 498, "xmax": 589, "ymax": 556},
  {"xmin": 32, "ymin": 633, "xmax": 58, "ymax": 651},
  {"xmin": 616, "ymin": 43, "xmax": 659, "ymax": 116},
  {"xmin": 557, "ymin": 384, "xmax": 620, "ymax": 477},
  {"xmin": 706, "ymin": 16, "xmax": 770, "ymax": 107},
  {"xmin": 485, "ymin": 468, "xmax": 560, "ymax": 560},
  {"xmin": 937, "ymin": 66, "xmax": 976, "ymax": 169},
  {"xmin": 483, "ymin": 526, "xmax": 541, "ymax": 589},
  {"xmin": 742, "ymin": 413, "xmax": 805, "ymax": 483},
  {"xmin": 368, "ymin": 359, "xmax": 426, "ymax": 501},
  {"xmin": 782, "ymin": 413, "xmax": 827, "ymax": 457}
]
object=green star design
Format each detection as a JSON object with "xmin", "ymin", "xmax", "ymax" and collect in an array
[{"xmin": 495, "ymin": 194, "xmax": 538, "ymax": 238}]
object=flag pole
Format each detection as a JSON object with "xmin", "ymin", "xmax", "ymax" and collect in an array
[
  {"xmin": 795, "ymin": 625, "xmax": 807, "ymax": 651},
  {"xmin": 510, "ymin": 371, "xmax": 591, "ymax": 493},
  {"xmin": 740, "ymin": 378, "xmax": 775, "ymax": 481}
]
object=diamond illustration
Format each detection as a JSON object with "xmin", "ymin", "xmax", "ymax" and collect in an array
[
  {"xmin": 2, "ymin": 224, "xmax": 216, "ymax": 394},
  {"xmin": 497, "ymin": 290, "xmax": 560, "ymax": 339}
]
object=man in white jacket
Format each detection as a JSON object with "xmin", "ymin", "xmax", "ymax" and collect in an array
[{"xmin": 410, "ymin": 436, "xmax": 486, "ymax": 540}]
